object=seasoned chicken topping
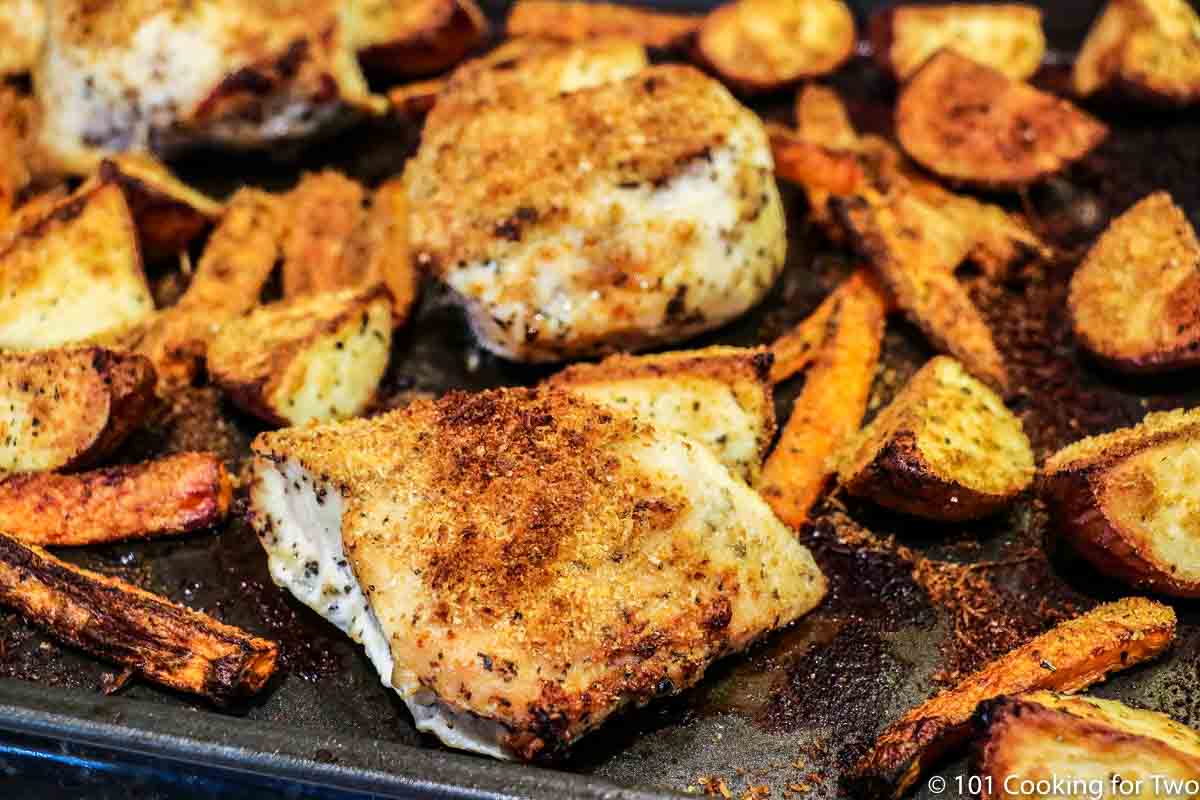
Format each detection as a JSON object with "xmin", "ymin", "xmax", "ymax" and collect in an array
[
  {"xmin": 408, "ymin": 65, "xmax": 786, "ymax": 361},
  {"xmin": 251, "ymin": 388, "xmax": 824, "ymax": 759}
]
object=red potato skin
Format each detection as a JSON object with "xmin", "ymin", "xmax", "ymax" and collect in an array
[
  {"xmin": 65, "ymin": 349, "xmax": 158, "ymax": 472},
  {"xmin": 358, "ymin": 1, "xmax": 488, "ymax": 77},
  {"xmin": 974, "ymin": 695, "xmax": 1200, "ymax": 800},
  {"xmin": 1072, "ymin": 337, "xmax": 1200, "ymax": 376},
  {"xmin": 96, "ymin": 160, "xmax": 216, "ymax": 259},
  {"xmin": 1041, "ymin": 467, "xmax": 1200, "ymax": 598},
  {"xmin": 1070, "ymin": 290, "xmax": 1200, "ymax": 376},
  {"xmin": 843, "ymin": 432, "xmax": 1020, "ymax": 522}
]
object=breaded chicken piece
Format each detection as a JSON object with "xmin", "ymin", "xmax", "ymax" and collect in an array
[
  {"xmin": 250, "ymin": 388, "xmax": 825, "ymax": 759},
  {"xmin": 407, "ymin": 65, "xmax": 787, "ymax": 362},
  {"xmin": 35, "ymin": 0, "xmax": 383, "ymax": 174},
  {"xmin": 547, "ymin": 346, "xmax": 775, "ymax": 483}
]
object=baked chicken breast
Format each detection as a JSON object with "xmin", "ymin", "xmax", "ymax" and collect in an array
[
  {"xmin": 249, "ymin": 388, "xmax": 825, "ymax": 759},
  {"xmin": 407, "ymin": 65, "xmax": 787, "ymax": 362},
  {"xmin": 35, "ymin": 0, "xmax": 382, "ymax": 174}
]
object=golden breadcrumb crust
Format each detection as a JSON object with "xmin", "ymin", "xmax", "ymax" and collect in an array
[
  {"xmin": 252, "ymin": 387, "xmax": 825, "ymax": 759},
  {"xmin": 408, "ymin": 65, "xmax": 758, "ymax": 272}
]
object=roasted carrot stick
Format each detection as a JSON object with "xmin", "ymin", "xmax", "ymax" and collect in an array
[
  {"xmin": 760, "ymin": 271, "xmax": 887, "ymax": 528},
  {"xmin": 848, "ymin": 597, "xmax": 1176, "ymax": 799},
  {"xmin": 0, "ymin": 453, "xmax": 231, "ymax": 547},
  {"xmin": 769, "ymin": 270, "xmax": 883, "ymax": 385},
  {"xmin": 0, "ymin": 531, "xmax": 278, "ymax": 702}
]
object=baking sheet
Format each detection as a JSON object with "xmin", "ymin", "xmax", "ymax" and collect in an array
[{"xmin": 3, "ymin": 2, "xmax": 1200, "ymax": 798}]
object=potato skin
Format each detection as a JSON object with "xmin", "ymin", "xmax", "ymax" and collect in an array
[
  {"xmin": 1072, "ymin": 336, "xmax": 1200, "ymax": 377},
  {"xmin": 1041, "ymin": 458, "xmax": 1200, "ymax": 598},
  {"xmin": 356, "ymin": 0, "xmax": 488, "ymax": 77},
  {"xmin": 696, "ymin": 0, "xmax": 855, "ymax": 93},
  {"xmin": 1067, "ymin": 193, "xmax": 1200, "ymax": 376},
  {"xmin": 896, "ymin": 50, "xmax": 1107, "ymax": 189},
  {"xmin": 842, "ymin": 431, "xmax": 1019, "ymax": 522},
  {"xmin": 848, "ymin": 597, "xmax": 1176, "ymax": 799},
  {"xmin": 209, "ymin": 284, "xmax": 393, "ymax": 427},
  {"xmin": 96, "ymin": 157, "xmax": 223, "ymax": 259},
  {"xmin": 0, "ymin": 347, "xmax": 156, "ymax": 473},
  {"xmin": 975, "ymin": 692, "xmax": 1200, "ymax": 800},
  {"xmin": 69, "ymin": 348, "xmax": 158, "ymax": 470}
]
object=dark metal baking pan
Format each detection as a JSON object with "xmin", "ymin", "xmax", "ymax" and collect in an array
[{"xmin": 3, "ymin": 1, "xmax": 1200, "ymax": 798}]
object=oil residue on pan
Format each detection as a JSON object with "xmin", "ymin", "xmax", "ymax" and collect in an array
[{"xmin": 3, "ymin": 48, "xmax": 1200, "ymax": 800}]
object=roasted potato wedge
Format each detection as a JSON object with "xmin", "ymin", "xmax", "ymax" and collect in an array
[
  {"xmin": 977, "ymin": 692, "xmax": 1200, "ymax": 800},
  {"xmin": 1042, "ymin": 407, "xmax": 1200, "ymax": 598},
  {"xmin": 95, "ymin": 155, "xmax": 224, "ymax": 259},
  {"xmin": 0, "ymin": 347, "xmax": 155, "ymax": 474},
  {"xmin": 130, "ymin": 188, "xmax": 282, "ymax": 387},
  {"xmin": 0, "ymin": 182, "xmax": 153, "ymax": 350},
  {"xmin": 848, "ymin": 597, "xmax": 1177, "ymax": 800},
  {"xmin": 896, "ymin": 50, "xmax": 1108, "ymax": 189},
  {"xmin": 1069, "ymin": 192, "xmax": 1200, "ymax": 374},
  {"xmin": 0, "ymin": 453, "xmax": 231, "ymax": 547},
  {"xmin": 697, "ymin": 0, "xmax": 855, "ymax": 92},
  {"xmin": 0, "ymin": 0, "xmax": 44, "ymax": 78},
  {"xmin": 209, "ymin": 285, "xmax": 393, "ymax": 427},
  {"xmin": 351, "ymin": 178, "xmax": 418, "ymax": 327},
  {"xmin": 838, "ymin": 356, "xmax": 1034, "ymax": 521},
  {"xmin": 351, "ymin": 0, "xmax": 488, "ymax": 77},
  {"xmin": 280, "ymin": 171, "xmax": 368, "ymax": 298},
  {"xmin": 785, "ymin": 89, "xmax": 1046, "ymax": 280},
  {"xmin": 761, "ymin": 270, "xmax": 888, "ymax": 528},
  {"xmin": 832, "ymin": 190, "xmax": 1010, "ymax": 389},
  {"xmin": 547, "ymin": 346, "xmax": 775, "ymax": 484},
  {"xmin": 507, "ymin": 0, "xmax": 702, "ymax": 48},
  {"xmin": 0, "ymin": 531, "xmax": 278, "ymax": 702},
  {"xmin": 871, "ymin": 4, "xmax": 1046, "ymax": 81},
  {"xmin": 1074, "ymin": 0, "xmax": 1200, "ymax": 106},
  {"xmin": 0, "ymin": 186, "xmax": 70, "ymax": 253}
]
